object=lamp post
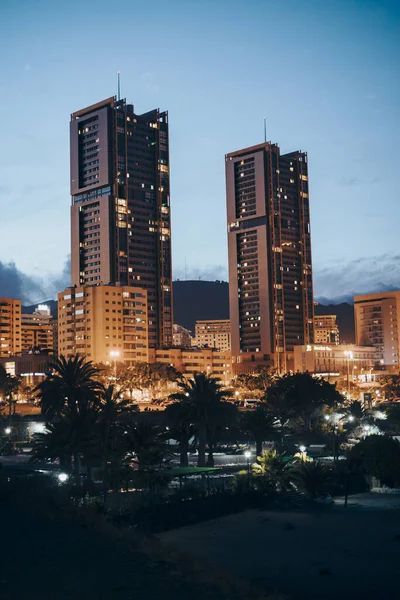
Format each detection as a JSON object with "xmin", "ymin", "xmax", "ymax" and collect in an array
[
  {"xmin": 244, "ymin": 449, "xmax": 251, "ymax": 485},
  {"xmin": 324, "ymin": 414, "xmax": 337, "ymax": 461},
  {"xmin": 110, "ymin": 350, "xmax": 120, "ymax": 380}
]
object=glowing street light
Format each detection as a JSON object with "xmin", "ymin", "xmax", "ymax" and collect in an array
[
  {"xmin": 244, "ymin": 449, "xmax": 251, "ymax": 483},
  {"xmin": 348, "ymin": 415, "xmax": 355, "ymax": 422},
  {"xmin": 58, "ymin": 473, "xmax": 69, "ymax": 483},
  {"xmin": 299, "ymin": 445, "xmax": 306, "ymax": 453},
  {"xmin": 5, "ymin": 427, "xmax": 11, "ymax": 435}
]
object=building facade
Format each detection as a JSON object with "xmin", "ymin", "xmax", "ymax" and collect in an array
[
  {"xmin": 293, "ymin": 343, "xmax": 378, "ymax": 376},
  {"xmin": 192, "ymin": 319, "xmax": 231, "ymax": 351},
  {"xmin": 149, "ymin": 347, "xmax": 232, "ymax": 384},
  {"xmin": 70, "ymin": 96, "xmax": 172, "ymax": 348},
  {"xmin": 314, "ymin": 314, "xmax": 340, "ymax": 345},
  {"xmin": 354, "ymin": 291, "xmax": 400, "ymax": 369},
  {"xmin": 21, "ymin": 305, "xmax": 54, "ymax": 353},
  {"xmin": 58, "ymin": 285, "xmax": 148, "ymax": 365},
  {"xmin": 0, "ymin": 298, "xmax": 22, "ymax": 358},
  {"xmin": 226, "ymin": 142, "xmax": 314, "ymax": 372},
  {"xmin": 172, "ymin": 324, "xmax": 192, "ymax": 348}
]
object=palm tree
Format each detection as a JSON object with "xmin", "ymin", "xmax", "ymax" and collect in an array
[
  {"xmin": 34, "ymin": 354, "xmax": 101, "ymax": 481},
  {"xmin": 241, "ymin": 404, "xmax": 276, "ymax": 456},
  {"xmin": 165, "ymin": 401, "xmax": 194, "ymax": 467},
  {"xmin": 251, "ymin": 449, "xmax": 291, "ymax": 492},
  {"xmin": 291, "ymin": 460, "xmax": 332, "ymax": 499},
  {"xmin": 96, "ymin": 385, "xmax": 138, "ymax": 489},
  {"xmin": 125, "ymin": 420, "xmax": 167, "ymax": 470},
  {"xmin": 35, "ymin": 354, "xmax": 101, "ymax": 418},
  {"xmin": 171, "ymin": 373, "xmax": 234, "ymax": 467}
]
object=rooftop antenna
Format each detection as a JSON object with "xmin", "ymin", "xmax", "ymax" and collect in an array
[
  {"xmin": 117, "ymin": 71, "xmax": 121, "ymax": 101},
  {"xmin": 263, "ymin": 117, "xmax": 267, "ymax": 143}
]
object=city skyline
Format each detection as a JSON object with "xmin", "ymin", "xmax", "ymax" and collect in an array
[{"xmin": 0, "ymin": 0, "xmax": 399, "ymax": 304}]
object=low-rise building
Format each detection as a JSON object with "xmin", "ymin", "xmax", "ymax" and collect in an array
[
  {"xmin": 172, "ymin": 324, "xmax": 193, "ymax": 348},
  {"xmin": 21, "ymin": 304, "xmax": 54, "ymax": 353},
  {"xmin": 192, "ymin": 319, "xmax": 231, "ymax": 351},
  {"xmin": 0, "ymin": 353, "xmax": 54, "ymax": 387},
  {"xmin": 149, "ymin": 347, "xmax": 232, "ymax": 384},
  {"xmin": 58, "ymin": 285, "xmax": 148, "ymax": 365},
  {"xmin": 293, "ymin": 343, "xmax": 378, "ymax": 376},
  {"xmin": 314, "ymin": 314, "xmax": 339, "ymax": 345},
  {"xmin": 0, "ymin": 298, "xmax": 22, "ymax": 358}
]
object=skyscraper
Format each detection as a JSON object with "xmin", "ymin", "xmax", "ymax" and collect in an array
[
  {"xmin": 70, "ymin": 96, "xmax": 172, "ymax": 348},
  {"xmin": 226, "ymin": 142, "xmax": 314, "ymax": 372}
]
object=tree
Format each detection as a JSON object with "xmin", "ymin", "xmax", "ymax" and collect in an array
[
  {"xmin": 35, "ymin": 354, "xmax": 101, "ymax": 419},
  {"xmin": 380, "ymin": 375, "xmax": 400, "ymax": 401},
  {"xmin": 34, "ymin": 355, "xmax": 102, "ymax": 481},
  {"xmin": 348, "ymin": 400, "xmax": 364, "ymax": 419},
  {"xmin": 268, "ymin": 373, "xmax": 344, "ymax": 431},
  {"xmin": 241, "ymin": 404, "xmax": 277, "ymax": 456},
  {"xmin": 385, "ymin": 403, "xmax": 400, "ymax": 434},
  {"xmin": 291, "ymin": 460, "xmax": 333, "ymax": 499},
  {"xmin": 165, "ymin": 401, "xmax": 194, "ymax": 467},
  {"xmin": 125, "ymin": 420, "xmax": 167, "ymax": 470},
  {"xmin": 95, "ymin": 385, "xmax": 138, "ymax": 489},
  {"xmin": 349, "ymin": 434, "xmax": 400, "ymax": 487},
  {"xmin": 171, "ymin": 373, "xmax": 235, "ymax": 467},
  {"xmin": 235, "ymin": 366, "xmax": 276, "ymax": 396},
  {"xmin": 0, "ymin": 365, "xmax": 21, "ymax": 417},
  {"xmin": 251, "ymin": 449, "xmax": 291, "ymax": 492}
]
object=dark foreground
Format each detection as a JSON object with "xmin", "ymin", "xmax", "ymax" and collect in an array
[
  {"xmin": 161, "ymin": 495, "xmax": 400, "ymax": 600},
  {"xmin": 0, "ymin": 507, "xmax": 262, "ymax": 600}
]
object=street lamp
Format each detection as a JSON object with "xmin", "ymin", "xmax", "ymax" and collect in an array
[
  {"xmin": 58, "ymin": 472, "xmax": 69, "ymax": 483},
  {"xmin": 5, "ymin": 427, "xmax": 11, "ymax": 435},
  {"xmin": 109, "ymin": 350, "xmax": 120, "ymax": 380},
  {"xmin": 244, "ymin": 449, "xmax": 251, "ymax": 484}
]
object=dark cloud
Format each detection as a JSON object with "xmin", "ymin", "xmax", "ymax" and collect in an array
[
  {"xmin": 314, "ymin": 253, "xmax": 400, "ymax": 303},
  {"xmin": 0, "ymin": 257, "xmax": 70, "ymax": 304}
]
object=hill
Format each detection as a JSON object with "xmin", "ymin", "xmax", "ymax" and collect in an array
[
  {"xmin": 173, "ymin": 280, "xmax": 355, "ymax": 342},
  {"xmin": 22, "ymin": 299, "xmax": 58, "ymax": 317},
  {"xmin": 173, "ymin": 280, "xmax": 229, "ymax": 332},
  {"xmin": 314, "ymin": 302, "xmax": 355, "ymax": 344}
]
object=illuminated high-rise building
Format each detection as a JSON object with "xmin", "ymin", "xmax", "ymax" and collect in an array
[
  {"xmin": 226, "ymin": 142, "xmax": 314, "ymax": 372},
  {"xmin": 70, "ymin": 96, "xmax": 172, "ymax": 348}
]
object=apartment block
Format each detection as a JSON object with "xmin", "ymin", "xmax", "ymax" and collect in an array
[
  {"xmin": 192, "ymin": 319, "xmax": 231, "ymax": 351},
  {"xmin": 149, "ymin": 347, "xmax": 232, "ymax": 384},
  {"xmin": 21, "ymin": 305, "xmax": 54, "ymax": 353},
  {"xmin": 314, "ymin": 314, "xmax": 339, "ymax": 345},
  {"xmin": 172, "ymin": 324, "xmax": 192, "ymax": 348},
  {"xmin": 354, "ymin": 291, "xmax": 400, "ymax": 369},
  {"xmin": 0, "ymin": 298, "xmax": 22, "ymax": 358},
  {"xmin": 58, "ymin": 285, "xmax": 148, "ymax": 365}
]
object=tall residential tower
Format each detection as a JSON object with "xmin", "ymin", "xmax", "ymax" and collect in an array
[
  {"xmin": 70, "ymin": 96, "xmax": 172, "ymax": 348},
  {"xmin": 226, "ymin": 142, "xmax": 314, "ymax": 372}
]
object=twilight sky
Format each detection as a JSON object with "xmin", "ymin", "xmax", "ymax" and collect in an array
[{"xmin": 0, "ymin": 0, "xmax": 399, "ymax": 304}]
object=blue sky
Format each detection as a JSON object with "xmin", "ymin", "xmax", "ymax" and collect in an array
[{"xmin": 0, "ymin": 0, "xmax": 399, "ymax": 303}]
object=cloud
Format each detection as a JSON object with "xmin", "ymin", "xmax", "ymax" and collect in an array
[
  {"xmin": 0, "ymin": 256, "xmax": 70, "ymax": 305},
  {"xmin": 174, "ymin": 265, "xmax": 228, "ymax": 282},
  {"xmin": 314, "ymin": 253, "xmax": 400, "ymax": 303}
]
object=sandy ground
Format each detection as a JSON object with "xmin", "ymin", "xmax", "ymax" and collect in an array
[
  {"xmin": 0, "ymin": 507, "xmax": 255, "ymax": 600},
  {"xmin": 160, "ymin": 495, "xmax": 400, "ymax": 600}
]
